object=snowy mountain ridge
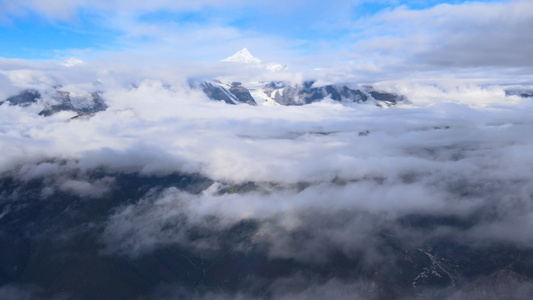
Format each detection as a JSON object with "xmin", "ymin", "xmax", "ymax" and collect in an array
[
  {"xmin": 1, "ymin": 89, "xmax": 108, "ymax": 117},
  {"xmin": 193, "ymin": 79, "xmax": 407, "ymax": 107}
]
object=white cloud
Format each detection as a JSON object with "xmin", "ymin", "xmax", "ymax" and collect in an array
[
  {"xmin": 2, "ymin": 2, "xmax": 533, "ymax": 298},
  {"xmin": 4, "ymin": 0, "xmax": 532, "ymax": 81},
  {"xmin": 61, "ymin": 57, "xmax": 84, "ymax": 67},
  {"xmin": 344, "ymin": 0, "xmax": 533, "ymax": 78},
  {"xmin": 2, "ymin": 56, "xmax": 533, "ymax": 265}
]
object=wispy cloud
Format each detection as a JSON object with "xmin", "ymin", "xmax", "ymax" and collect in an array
[
  {"xmin": 342, "ymin": 0, "xmax": 533, "ymax": 77},
  {"xmin": 2, "ymin": 0, "xmax": 532, "ymax": 81}
]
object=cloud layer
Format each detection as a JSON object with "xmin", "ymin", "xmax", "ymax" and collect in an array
[
  {"xmin": 2, "ymin": 0, "xmax": 533, "ymax": 83},
  {"xmin": 2, "ymin": 30, "xmax": 533, "ymax": 298}
]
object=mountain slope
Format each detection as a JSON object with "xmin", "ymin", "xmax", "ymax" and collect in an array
[
  {"xmin": 1, "ymin": 89, "xmax": 108, "ymax": 117},
  {"xmin": 195, "ymin": 80, "xmax": 407, "ymax": 107}
]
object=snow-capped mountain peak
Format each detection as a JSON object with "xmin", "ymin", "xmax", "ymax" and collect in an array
[{"xmin": 222, "ymin": 48, "xmax": 261, "ymax": 64}]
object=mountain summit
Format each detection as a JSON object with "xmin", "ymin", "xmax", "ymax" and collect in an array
[{"xmin": 222, "ymin": 48, "xmax": 261, "ymax": 64}]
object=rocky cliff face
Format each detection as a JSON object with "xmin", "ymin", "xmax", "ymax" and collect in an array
[
  {"xmin": 264, "ymin": 81, "xmax": 388, "ymax": 106},
  {"xmin": 229, "ymin": 82, "xmax": 257, "ymax": 105},
  {"xmin": 194, "ymin": 81, "xmax": 257, "ymax": 105},
  {"xmin": 39, "ymin": 91, "xmax": 108, "ymax": 116},
  {"xmin": 1, "ymin": 89, "xmax": 108, "ymax": 116},
  {"xmin": 198, "ymin": 81, "xmax": 237, "ymax": 104},
  {"xmin": 505, "ymin": 88, "xmax": 533, "ymax": 98},
  {"xmin": 2, "ymin": 89, "xmax": 41, "ymax": 106},
  {"xmin": 447, "ymin": 269, "xmax": 533, "ymax": 300}
]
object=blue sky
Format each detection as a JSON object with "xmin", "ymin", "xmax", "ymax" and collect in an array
[
  {"xmin": 0, "ymin": 0, "xmax": 531, "ymax": 80},
  {"xmin": 0, "ymin": 1, "xmax": 497, "ymax": 58},
  {"xmin": 0, "ymin": 11, "xmax": 115, "ymax": 59}
]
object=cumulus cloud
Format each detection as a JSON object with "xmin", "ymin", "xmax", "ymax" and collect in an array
[
  {"xmin": 59, "ymin": 177, "xmax": 114, "ymax": 198},
  {"xmin": 343, "ymin": 0, "xmax": 533, "ymax": 79}
]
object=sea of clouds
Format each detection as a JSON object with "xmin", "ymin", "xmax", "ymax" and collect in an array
[{"xmin": 1, "ymin": 59, "xmax": 533, "ymax": 299}]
